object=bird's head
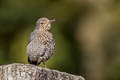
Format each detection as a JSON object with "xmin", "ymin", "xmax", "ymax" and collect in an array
[{"xmin": 36, "ymin": 18, "xmax": 55, "ymax": 30}]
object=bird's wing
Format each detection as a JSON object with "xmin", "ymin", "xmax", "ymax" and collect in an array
[
  {"xmin": 27, "ymin": 41, "xmax": 46, "ymax": 57},
  {"xmin": 41, "ymin": 37, "xmax": 55, "ymax": 61},
  {"xmin": 28, "ymin": 32, "xmax": 35, "ymax": 44}
]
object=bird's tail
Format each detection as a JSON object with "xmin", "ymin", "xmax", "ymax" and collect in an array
[{"xmin": 28, "ymin": 57, "xmax": 39, "ymax": 65}]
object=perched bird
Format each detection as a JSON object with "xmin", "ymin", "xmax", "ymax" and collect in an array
[{"xmin": 26, "ymin": 18, "xmax": 55, "ymax": 66}]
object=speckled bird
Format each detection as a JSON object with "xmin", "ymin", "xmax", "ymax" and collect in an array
[{"xmin": 26, "ymin": 18, "xmax": 55, "ymax": 66}]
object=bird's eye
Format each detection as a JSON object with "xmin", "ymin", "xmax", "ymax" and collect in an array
[{"xmin": 40, "ymin": 22, "xmax": 44, "ymax": 24}]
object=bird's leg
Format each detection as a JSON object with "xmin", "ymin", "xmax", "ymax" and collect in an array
[
  {"xmin": 37, "ymin": 57, "xmax": 43, "ymax": 66},
  {"xmin": 37, "ymin": 59, "xmax": 39, "ymax": 66},
  {"xmin": 43, "ymin": 62, "xmax": 47, "ymax": 68}
]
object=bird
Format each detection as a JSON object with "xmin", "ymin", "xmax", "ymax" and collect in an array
[{"xmin": 26, "ymin": 17, "xmax": 55, "ymax": 67}]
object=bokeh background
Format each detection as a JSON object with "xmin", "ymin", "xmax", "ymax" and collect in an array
[{"xmin": 0, "ymin": 0, "xmax": 120, "ymax": 80}]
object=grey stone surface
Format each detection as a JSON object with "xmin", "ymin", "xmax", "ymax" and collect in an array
[{"xmin": 0, "ymin": 63, "xmax": 85, "ymax": 80}]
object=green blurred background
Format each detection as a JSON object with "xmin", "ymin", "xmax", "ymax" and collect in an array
[{"xmin": 0, "ymin": 0, "xmax": 120, "ymax": 80}]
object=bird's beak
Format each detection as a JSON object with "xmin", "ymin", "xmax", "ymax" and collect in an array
[{"xmin": 50, "ymin": 19, "xmax": 55, "ymax": 23}]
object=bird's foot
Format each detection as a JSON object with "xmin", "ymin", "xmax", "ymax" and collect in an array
[{"xmin": 43, "ymin": 62, "xmax": 47, "ymax": 68}]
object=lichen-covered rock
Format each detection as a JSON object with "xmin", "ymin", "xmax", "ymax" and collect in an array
[{"xmin": 0, "ymin": 63, "xmax": 85, "ymax": 80}]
